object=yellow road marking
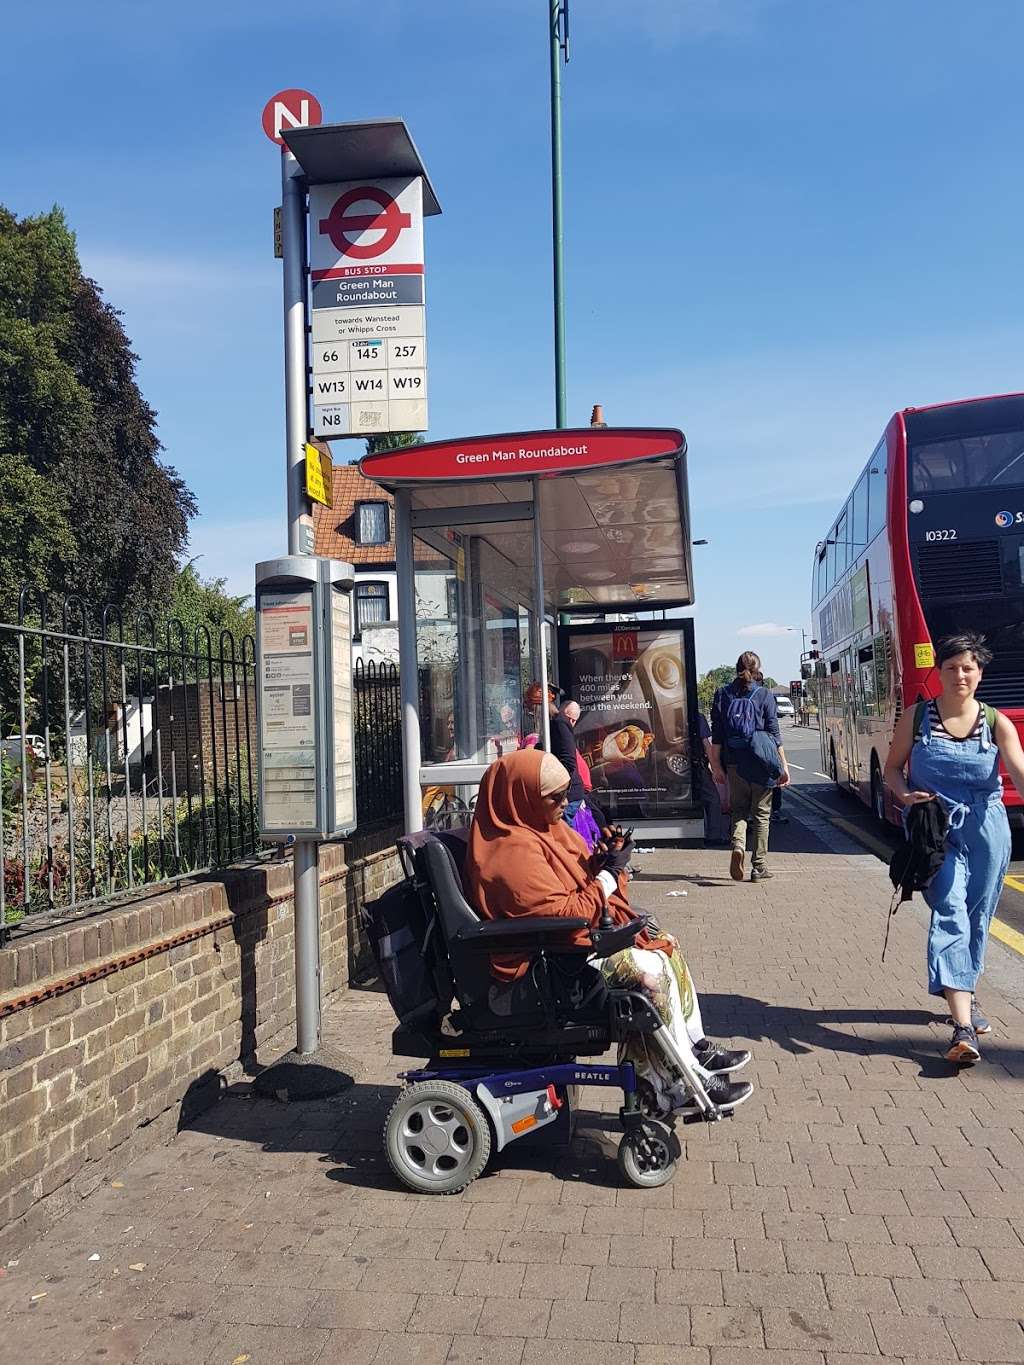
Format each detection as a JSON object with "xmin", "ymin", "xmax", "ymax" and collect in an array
[
  {"xmin": 789, "ymin": 789, "xmax": 1024, "ymax": 962},
  {"xmin": 991, "ymin": 917, "xmax": 1024, "ymax": 957},
  {"xmin": 828, "ymin": 817, "xmax": 894, "ymax": 861},
  {"xmin": 786, "ymin": 788, "xmax": 896, "ymax": 860},
  {"xmin": 997, "ymin": 877, "xmax": 1024, "ymax": 960}
]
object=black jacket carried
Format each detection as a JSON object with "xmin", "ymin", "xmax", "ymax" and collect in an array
[
  {"xmin": 539, "ymin": 712, "xmax": 585, "ymax": 802},
  {"xmin": 889, "ymin": 799, "xmax": 948, "ymax": 904}
]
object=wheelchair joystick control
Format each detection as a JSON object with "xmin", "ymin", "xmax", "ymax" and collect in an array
[{"xmin": 597, "ymin": 825, "xmax": 629, "ymax": 931}]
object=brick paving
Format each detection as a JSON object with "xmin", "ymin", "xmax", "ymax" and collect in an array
[{"xmin": 3, "ymin": 813, "xmax": 1024, "ymax": 1365}]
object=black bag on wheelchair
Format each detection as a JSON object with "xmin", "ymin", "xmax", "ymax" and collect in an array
[{"xmin": 361, "ymin": 879, "xmax": 441, "ymax": 1027}]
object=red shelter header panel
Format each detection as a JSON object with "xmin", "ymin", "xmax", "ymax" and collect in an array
[{"xmin": 360, "ymin": 427, "xmax": 685, "ymax": 483}]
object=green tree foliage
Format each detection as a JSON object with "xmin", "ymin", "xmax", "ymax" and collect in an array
[
  {"xmin": 696, "ymin": 665, "xmax": 734, "ymax": 714},
  {"xmin": 0, "ymin": 453, "xmax": 76, "ymax": 614},
  {"xmin": 0, "ymin": 453, "xmax": 78, "ymax": 727},
  {"xmin": 364, "ymin": 432, "xmax": 423, "ymax": 456},
  {"xmin": 0, "ymin": 204, "xmax": 196, "ymax": 618},
  {"xmin": 168, "ymin": 564, "xmax": 255, "ymax": 652}
]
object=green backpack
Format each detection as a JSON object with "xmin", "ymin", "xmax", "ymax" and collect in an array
[{"xmin": 912, "ymin": 700, "xmax": 997, "ymax": 741}]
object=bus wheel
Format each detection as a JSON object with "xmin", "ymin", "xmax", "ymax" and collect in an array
[
  {"xmin": 871, "ymin": 760, "xmax": 885, "ymax": 824},
  {"xmin": 829, "ymin": 742, "xmax": 838, "ymax": 784}
]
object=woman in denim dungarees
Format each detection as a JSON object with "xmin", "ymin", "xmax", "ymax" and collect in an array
[{"xmin": 884, "ymin": 634, "xmax": 1024, "ymax": 1064}]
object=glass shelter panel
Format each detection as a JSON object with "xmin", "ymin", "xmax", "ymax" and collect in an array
[
  {"xmin": 473, "ymin": 534, "xmax": 537, "ymax": 756},
  {"xmin": 413, "ymin": 535, "xmax": 463, "ymax": 765},
  {"xmin": 413, "ymin": 515, "xmax": 542, "ymax": 772}
]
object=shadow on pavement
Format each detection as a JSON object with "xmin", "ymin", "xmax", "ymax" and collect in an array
[
  {"xmin": 703, "ymin": 991, "xmax": 1024, "ymax": 1080},
  {"xmin": 179, "ymin": 1077, "xmax": 624, "ymax": 1194},
  {"xmin": 633, "ymin": 870, "xmax": 738, "ymax": 887}
]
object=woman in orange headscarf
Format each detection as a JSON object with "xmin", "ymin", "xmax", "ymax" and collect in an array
[{"xmin": 465, "ymin": 749, "xmax": 753, "ymax": 1116}]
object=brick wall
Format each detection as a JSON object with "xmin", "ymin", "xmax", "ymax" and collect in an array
[
  {"xmin": 155, "ymin": 679, "xmax": 258, "ymax": 793},
  {"xmin": 0, "ymin": 829, "xmax": 402, "ymax": 1257}
]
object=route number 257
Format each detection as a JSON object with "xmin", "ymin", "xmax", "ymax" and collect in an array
[{"xmin": 392, "ymin": 342, "xmax": 419, "ymax": 360}]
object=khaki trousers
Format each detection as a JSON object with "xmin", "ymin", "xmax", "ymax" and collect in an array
[{"xmin": 727, "ymin": 769, "xmax": 773, "ymax": 870}]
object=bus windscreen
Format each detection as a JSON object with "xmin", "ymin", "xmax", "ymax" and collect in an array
[{"xmin": 910, "ymin": 427, "xmax": 1024, "ymax": 493}]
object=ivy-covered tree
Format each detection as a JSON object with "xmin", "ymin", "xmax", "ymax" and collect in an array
[{"xmin": 0, "ymin": 204, "xmax": 196, "ymax": 621}]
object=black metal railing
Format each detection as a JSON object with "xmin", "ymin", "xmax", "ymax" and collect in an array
[
  {"xmin": 352, "ymin": 658, "xmax": 402, "ymax": 827},
  {"xmin": 1, "ymin": 587, "xmax": 261, "ymax": 939}
]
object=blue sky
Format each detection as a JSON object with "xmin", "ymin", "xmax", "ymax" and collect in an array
[{"xmin": 6, "ymin": 0, "xmax": 1024, "ymax": 683}]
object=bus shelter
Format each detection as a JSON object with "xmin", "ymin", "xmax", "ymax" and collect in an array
[{"xmin": 359, "ymin": 427, "xmax": 700, "ymax": 837}]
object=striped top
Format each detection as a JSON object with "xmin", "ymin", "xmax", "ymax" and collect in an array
[{"xmin": 928, "ymin": 699, "xmax": 983, "ymax": 741}]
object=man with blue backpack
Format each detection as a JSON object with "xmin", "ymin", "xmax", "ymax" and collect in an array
[{"xmin": 709, "ymin": 651, "xmax": 791, "ymax": 883}]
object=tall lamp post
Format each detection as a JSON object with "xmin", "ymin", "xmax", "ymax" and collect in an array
[{"xmin": 549, "ymin": 0, "xmax": 569, "ymax": 429}]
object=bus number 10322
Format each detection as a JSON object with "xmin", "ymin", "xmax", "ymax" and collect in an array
[{"xmin": 924, "ymin": 529, "xmax": 957, "ymax": 542}]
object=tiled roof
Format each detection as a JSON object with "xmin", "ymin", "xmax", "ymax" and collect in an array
[{"xmin": 312, "ymin": 462, "xmax": 396, "ymax": 566}]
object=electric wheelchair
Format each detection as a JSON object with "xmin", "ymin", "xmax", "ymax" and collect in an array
[{"xmin": 363, "ymin": 827, "xmax": 730, "ymax": 1195}]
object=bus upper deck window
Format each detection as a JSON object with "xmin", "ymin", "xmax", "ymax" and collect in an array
[{"xmin": 867, "ymin": 440, "xmax": 887, "ymax": 540}]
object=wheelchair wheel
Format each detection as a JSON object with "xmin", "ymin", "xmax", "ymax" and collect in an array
[
  {"xmin": 385, "ymin": 1080, "xmax": 491, "ymax": 1195},
  {"xmin": 617, "ymin": 1119, "xmax": 680, "ymax": 1188}
]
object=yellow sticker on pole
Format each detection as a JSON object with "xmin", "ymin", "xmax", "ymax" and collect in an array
[
  {"xmin": 914, "ymin": 643, "xmax": 934, "ymax": 669},
  {"xmin": 305, "ymin": 442, "xmax": 333, "ymax": 508}
]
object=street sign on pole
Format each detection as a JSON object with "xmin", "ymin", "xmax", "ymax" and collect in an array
[
  {"xmin": 258, "ymin": 114, "xmax": 438, "ymax": 1100},
  {"xmin": 308, "ymin": 177, "xmax": 427, "ymax": 439},
  {"xmin": 305, "ymin": 441, "xmax": 333, "ymax": 507},
  {"xmin": 262, "ymin": 88, "xmax": 323, "ymax": 145}
]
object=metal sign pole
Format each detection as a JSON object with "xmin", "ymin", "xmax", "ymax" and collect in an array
[
  {"xmin": 280, "ymin": 144, "xmax": 323, "ymax": 1062},
  {"xmin": 533, "ymin": 478, "xmax": 552, "ymax": 753},
  {"xmin": 256, "ymin": 111, "xmax": 440, "ymax": 1100},
  {"xmin": 395, "ymin": 489, "xmax": 424, "ymax": 834},
  {"xmin": 282, "ymin": 149, "xmax": 311, "ymax": 556},
  {"xmin": 549, "ymin": 0, "xmax": 568, "ymax": 429}
]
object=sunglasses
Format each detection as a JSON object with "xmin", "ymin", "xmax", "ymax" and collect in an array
[{"xmin": 545, "ymin": 787, "xmax": 570, "ymax": 804}]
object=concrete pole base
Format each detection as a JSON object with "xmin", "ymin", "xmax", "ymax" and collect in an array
[{"xmin": 252, "ymin": 1044, "xmax": 358, "ymax": 1101}]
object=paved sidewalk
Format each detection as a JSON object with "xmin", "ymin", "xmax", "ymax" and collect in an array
[{"xmin": 3, "ymin": 814, "xmax": 1024, "ymax": 1365}]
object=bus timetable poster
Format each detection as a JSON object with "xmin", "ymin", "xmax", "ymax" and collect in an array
[{"xmin": 560, "ymin": 622, "xmax": 699, "ymax": 821}]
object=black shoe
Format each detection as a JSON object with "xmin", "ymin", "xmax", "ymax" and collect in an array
[
  {"xmin": 693, "ymin": 1037, "xmax": 752, "ymax": 1074},
  {"xmin": 945, "ymin": 1024, "xmax": 981, "ymax": 1064},
  {"xmin": 750, "ymin": 866, "xmax": 772, "ymax": 882},
  {"xmin": 676, "ymin": 1073, "xmax": 754, "ymax": 1115}
]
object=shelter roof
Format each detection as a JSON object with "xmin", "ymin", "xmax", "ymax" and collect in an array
[{"xmin": 360, "ymin": 427, "xmax": 693, "ymax": 611}]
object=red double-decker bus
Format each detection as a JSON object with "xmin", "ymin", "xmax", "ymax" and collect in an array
[{"xmin": 810, "ymin": 392, "xmax": 1024, "ymax": 824}]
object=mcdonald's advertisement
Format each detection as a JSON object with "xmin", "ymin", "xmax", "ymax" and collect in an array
[{"xmin": 560, "ymin": 623, "xmax": 697, "ymax": 821}]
